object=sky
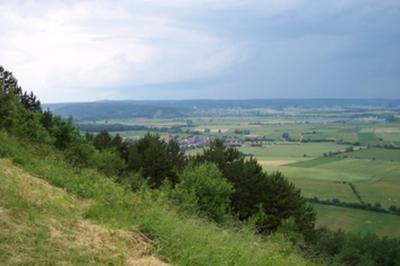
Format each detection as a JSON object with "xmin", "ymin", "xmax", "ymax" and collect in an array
[{"xmin": 0, "ymin": 0, "xmax": 399, "ymax": 102}]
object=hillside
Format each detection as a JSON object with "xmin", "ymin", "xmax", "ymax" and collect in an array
[
  {"xmin": 0, "ymin": 132, "xmax": 313, "ymax": 265},
  {"xmin": 0, "ymin": 158, "xmax": 166, "ymax": 265}
]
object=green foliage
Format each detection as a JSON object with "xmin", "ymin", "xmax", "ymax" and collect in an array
[
  {"xmin": 306, "ymin": 227, "xmax": 400, "ymax": 266},
  {"xmin": 93, "ymin": 130, "xmax": 113, "ymax": 150},
  {"xmin": 127, "ymin": 133, "xmax": 184, "ymax": 187},
  {"xmin": 64, "ymin": 142, "xmax": 95, "ymax": 168},
  {"xmin": 0, "ymin": 67, "xmax": 47, "ymax": 142},
  {"xmin": 0, "ymin": 91, "xmax": 22, "ymax": 130},
  {"xmin": 50, "ymin": 116, "xmax": 81, "ymax": 150},
  {"xmin": 196, "ymin": 139, "xmax": 315, "ymax": 236},
  {"xmin": 92, "ymin": 148, "xmax": 126, "ymax": 176},
  {"xmin": 116, "ymin": 171, "xmax": 148, "ymax": 191},
  {"xmin": 173, "ymin": 163, "xmax": 234, "ymax": 222},
  {"xmin": 198, "ymin": 139, "xmax": 242, "ymax": 170}
]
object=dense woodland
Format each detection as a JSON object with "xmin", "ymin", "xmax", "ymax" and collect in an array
[{"xmin": 1, "ymin": 66, "xmax": 400, "ymax": 265}]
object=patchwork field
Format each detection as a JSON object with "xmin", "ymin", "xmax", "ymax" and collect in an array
[
  {"xmin": 263, "ymin": 156, "xmax": 400, "ymax": 208},
  {"xmin": 313, "ymin": 203, "xmax": 400, "ymax": 237},
  {"xmin": 344, "ymin": 147, "xmax": 400, "ymax": 161},
  {"xmin": 79, "ymin": 109, "xmax": 400, "ymax": 237},
  {"xmin": 240, "ymin": 143, "xmax": 347, "ymax": 160}
]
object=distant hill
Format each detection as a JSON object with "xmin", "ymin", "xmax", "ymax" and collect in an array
[
  {"xmin": 45, "ymin": 101, "xmax": 187, "ymax": 121},
  {"xmin": 45, "ymin": 99, "xmax": 400, "ymax": 122}
]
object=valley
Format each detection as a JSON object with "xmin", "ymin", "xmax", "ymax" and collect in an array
[{"xmin": 52, "ymin": 100, "xmax": 400, "ymax": 237}]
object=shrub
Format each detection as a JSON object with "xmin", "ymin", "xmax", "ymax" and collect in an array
[
  {"xmin": 116, "ymin": 171, "xmax": 148, "ymax": 191},
  {"xmin": 64, "ymin": 142, "xmax": 96, "ymax": 168},
  {"xmin": 173, "ymin": 162, "xmax": 234, "ymax": 222},
  {"xmin": 92, "ymin": 149, "xmax": 126, "ymax": 177}
]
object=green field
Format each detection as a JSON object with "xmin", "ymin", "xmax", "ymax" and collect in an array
[
  {"xmin": 313, "ymin": 203, "xmax": 400, "ymax": 237},
  {"xmin": 240, "ymin": 143, "xmax": 347, "ymax": 160},
  {"xmin": 358, "ymin": 131, "xmax": 378, "ymax": 145},
  {"xmin": 264, "ymin": 157, "xmax": 400, "ymax": 208},
  {"xmin": 345, "ymin": 147, "xmax": 400, "ymax": 161},
  {"xmin": 94, "ymin": 114, "xmax": 400, "ymax": 237}
]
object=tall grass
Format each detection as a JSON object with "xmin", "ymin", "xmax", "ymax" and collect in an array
[{"xmin": 0, "ymin": 131, "xmax": 315, "ymax": 265}]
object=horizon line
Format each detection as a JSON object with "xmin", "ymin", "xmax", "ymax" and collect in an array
[{"xmin": 43, "ymin": 98, "xmax": 400, "ymax": 105}]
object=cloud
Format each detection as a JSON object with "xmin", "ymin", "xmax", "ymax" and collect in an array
[
  {"xmin": 0, "ymin": 1, "xmax": 241, "ymax": 101},
  {"xmin": 0, "ymin": 0, "xmax": 399, "ymax": 101}
]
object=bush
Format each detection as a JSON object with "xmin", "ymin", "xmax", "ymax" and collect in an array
[
  {"xmin": 64, "ymin": 142, "xmax": 96, "ymax": 168},
  {"xmin": 92, "ymin": 149, "xmax": 126, "ymax": 177},
  {"xmin": 173, "ymin": 162, "xmax": 234, "ymax": 222},
  {"xmin": 116, "ymin": 171, "xmax": 148, "ymax": 191}
]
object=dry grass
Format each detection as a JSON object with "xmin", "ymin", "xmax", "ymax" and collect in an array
[
  {"xmin": 374, "ymin": 127, "xmax": 400, "ymax": 133},
  {"xmin": 0, "ymin": 159, "xmax": 168, "ymax": 266},
  {"xmin": 258, "ymin": 159, "xmax": 294, "ymax": 166}
]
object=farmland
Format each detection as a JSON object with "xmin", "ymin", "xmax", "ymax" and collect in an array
[
  {"xmin": 50, "ymin": 99, "xmax": 400, "ymax": 237},
  {"xmin": 313, "ymin": 203, "xmax": 400, "ymax": 237}
]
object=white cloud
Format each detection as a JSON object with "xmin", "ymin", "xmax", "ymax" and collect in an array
[{"xmin": 0, "ymin": 1, "xmax": 241, "ymax": 101}]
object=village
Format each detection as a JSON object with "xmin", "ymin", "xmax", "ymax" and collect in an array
[{"xmin": 160, "ymin": 134, "xmax": 266, "ymax": 150}]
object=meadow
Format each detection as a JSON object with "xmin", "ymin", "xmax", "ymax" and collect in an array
[{"xmin": 313, "ymin": 203, "xmax": 400, "ymax": 237}]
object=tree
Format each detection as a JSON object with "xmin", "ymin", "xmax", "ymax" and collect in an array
[
  {"xmin": 196, "ymin": 139, "xmax": 242, "ymax": 172},
  {"xmin": 51, "ymin": 116, "xmax": 80, "ymax": 150},
  {"xmin": 21, "ymin": 91, "xmax": 41, "ymax": 112},
  {"xmin": 41, "ymin": 109, "xmax": 54, "ymax": 130},
  {"xmin": 165, "ymin": 139, "xmax": 186, "ymax": 184},
  {"xmin": 93, "ymin": 130, "xmax": 112, "ymax": 150},
  {"xmin": 0, "ymin": 66, "xmax": 20, "ymax": 94},
  {"xmin": 64, "ymin": 142, "xmax": 96, "ymax": 168},
  {"xmin": 127, "ymin": 134, "xmax": 184, "ymax": 188},
  {"xmin": 196, "ymin": 139, "xmax": 315, "ymax": 235},
  {"xmin": 111, "ymin": 134, "xmax": 129, "ymax": 160},
  {"xmin": 0, "ymin": 90, "xmax": 20, "ymax": 130},
  {"xmin": 174, "ymin": 162, "xmax": 234, "ymax": 222},
  {"xmin": 282, "ymin": 132, "xmax": 289, "ymax": 140},
  {"xmin": 93, "ymin": 149, "xmax": 126, "ymax": 176}
]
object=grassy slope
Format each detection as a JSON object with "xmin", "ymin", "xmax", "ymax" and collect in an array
[
  {"xmin": 0, "ymin": 159, "xmax": 165, "ymax": 265},
  {"xmin": 0, "ymin": 132, "xmax": 314, "ymax": 266}
]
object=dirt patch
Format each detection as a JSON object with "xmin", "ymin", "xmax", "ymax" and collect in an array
[
  {"xmin": 375, "ymin": 128, "xmax": 400, "ymax": 133},
  {"xmin": 258, "ymin": 160, "xmax": 294, "ymax": 166},
  {"xmin": 42, "ymin": 217, "xmax": 168, "ymax": 265},
  {"xmin": 127, "ymin": 257, "xmax": 169, "ymax": 266},
  {"xmin": 73, "ymin": 220, "xmax": 168, "ymax": 265},
  {"xmin": 79, "ymin": 198, "xmax": 94, "ymax": 209},
  {"xmin": 206, "ymin": 128, "xmax": 229, "ymax": 133},
  {"xmin": 341, "ymin": 128, "xmax": 360, "ymax": 133}
]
